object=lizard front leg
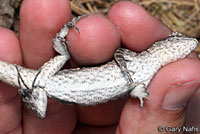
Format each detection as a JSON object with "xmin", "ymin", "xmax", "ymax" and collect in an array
[
  {"xmin": 114, "ymin": 48, "xmax": 149, "ymax": 107},
  {"xmin": 129, "ymin": 83, "xmax": 149, "ymax": 107}
]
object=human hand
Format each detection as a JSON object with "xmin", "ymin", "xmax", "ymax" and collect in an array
[{"xmin": 0, "ymin": 0, "xmax": 199, "ymax": 134}]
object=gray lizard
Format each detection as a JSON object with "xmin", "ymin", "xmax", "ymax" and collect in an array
[{"xmin": 0, "ymin": 15, "xmax": 198, "ymax": 118}]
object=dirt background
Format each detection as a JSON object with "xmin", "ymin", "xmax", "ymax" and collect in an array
[{"xmin": 0, "ymin": 0, "xmax": 200, "ymax": 54}]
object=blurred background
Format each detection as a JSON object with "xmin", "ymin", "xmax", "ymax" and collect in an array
[{"xmin": 0, "ymin": 0, "xmax": 199, "ymax": 53}]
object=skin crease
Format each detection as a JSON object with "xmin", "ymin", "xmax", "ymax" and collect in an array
[{"xmin": 0, "ymin": 0, "xmax": 199, "ymax": 134}]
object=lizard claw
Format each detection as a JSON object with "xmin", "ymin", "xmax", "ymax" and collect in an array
[
  {"xmin": 130, "ymin": 83, "xmax": 150, "ymax": 107},
  {"xmin": 67, "ymin": 14, "xmax": 88, "ymax": 33},
  {"xmin": 67, "ymin": 22, "xmax": 80, "ymax": 33}
]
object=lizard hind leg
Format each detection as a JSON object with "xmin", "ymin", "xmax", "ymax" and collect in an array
[
  {"xmin": 20, "ymin": 87, "xmax": 48, "ymax": 119},
  {"xmin": 52, "ymin": 14, "xmax": 88, "ymax": 56},
  {"xmin": 41, "ymin": 16, "xmax": 90, "ymax": 80},
  {"xmin": 16, "ymin": 66, "xmax": 48, "ymax": 118}
]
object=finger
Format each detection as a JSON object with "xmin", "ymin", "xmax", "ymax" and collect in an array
[
  {"xmin": 66, "ymin": 14, "xmax": 124, "ymax": 127},
  {"xmin": 19, "ymin": 0, "xmax": 77, "ymax": 133},
  {"xmin": 108, "ymin": 1, "xmax": 171, "ymax": 52},
  {"xmin": 0, "ymin": 27, "xmax": 22, "ymax": 133},
  {"xmin": 76, "ymin": 98, "xmax": 127, "ymax": 126},
  {"xmin": 20, "ymin": 0, "xmax": 71, "ymax": 68},
  {"xmin": 73, "ymin": 123, "xmax": 117, "ymax": 134},
  {"xmin": 67, "ymin": 14, "xmax": 120, "ymax": 66},
  {"xmin": 117, "ymin": 57, "xmax": 200, "ymax": 134},
  {"xmin": 185, "ymin": 85, "xmax": 200, "ymax": 129},
  {"xmin": 106, "ymin": 1, "xmax": 200, "ymax": 133}
]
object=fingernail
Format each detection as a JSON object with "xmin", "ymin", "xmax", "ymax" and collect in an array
[{"xmin": 162, "ymin": 80, "xmax": 200, "ymax": 110}]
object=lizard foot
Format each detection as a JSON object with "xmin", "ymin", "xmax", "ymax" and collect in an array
[
  {"xmin": 114, "ymin": 48, "xmax": 149, "ymax": 107},
  {"xmin": 130, "ymin": 83, "xmax": 149, "ymax": 107},
  {"xmin": 67, "ymin": 14, "xmax": 88, "ymax": 33},
  {"xmin": 52, "ymin": 14, "xmax": 88, "ymax": 55},
  {"xmin": 19, "ymin": 87, "xmax": 47, "ymax": 119},
  {"xmin": 16, "ymin": 65, "xmax": 48, "ymax": 118}
]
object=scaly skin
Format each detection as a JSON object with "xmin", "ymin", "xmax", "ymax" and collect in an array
[{"xmin": 0, "ymin": 17, "xmax": 197, "ymax": 119}]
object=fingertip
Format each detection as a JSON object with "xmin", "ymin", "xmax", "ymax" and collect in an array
[
  {"xmin": 0, "ymin": 27, "xmax": 22, "ymax": 133},
  {"xmin": 67, "ymin": 14, "xmax": 120, "ymax": 66},
  {"xmin": 0, "ymin": 27, "xmax": 22, "ymax": 64},
  {"xmin": 151, "ymin": 57, "xmax": 200, "ymax": 110},
  {"xmin": 108, "ymin": 1, "xmax": 171, "ymax": 52},
  {"xmin": 20, "ymin": 0, "xmax": 71, "ymax": 32},
  {"xmin": 20, "ymin": 0, "xmax": 71, "ymax": 68}
]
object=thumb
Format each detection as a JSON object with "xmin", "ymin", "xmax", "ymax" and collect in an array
[
  {"xmin": 116, "ymin": 56, "xmax": 200, "ymax": 134},
  {"xmin": 107, "ymin": 1, "xmax": 200, "ymax": 133}
]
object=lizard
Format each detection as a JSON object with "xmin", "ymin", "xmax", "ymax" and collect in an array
[{"xmin": 0, "ymin": 15, "xmax": 198, "ymax": 118}]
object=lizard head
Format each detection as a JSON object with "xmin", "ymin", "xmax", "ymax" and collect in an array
[{"xmin": 150, "ymin": 32, "xmax": 198, "ymax": 66}]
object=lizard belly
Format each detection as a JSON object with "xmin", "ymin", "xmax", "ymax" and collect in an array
[{"xmin": 44, "ymin": 61, "xmax": 130, "ymax": 105}]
